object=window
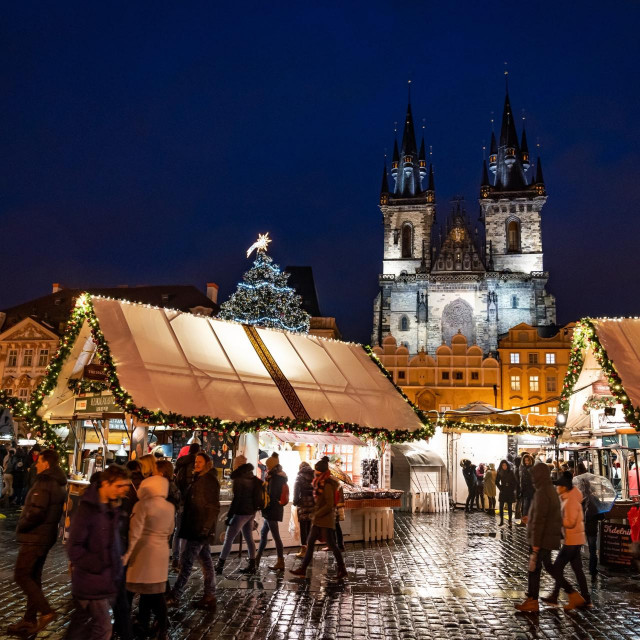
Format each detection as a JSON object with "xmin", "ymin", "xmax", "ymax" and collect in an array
[
  {"xmin": 399, "ymin": 316, "xmax": 409, "ymax": 332},
  {"xmin": 3, "ymin": 388, "xmax": 12, "ymax": 396},
  {"xmin": 507, "ymin": 219, "xmax": 521, "ymax": 252},
  {"xmin": 510, "ymin": 375, "xmax": 521, "ymax": 391},
  {"xmin": 528, "ymin": 353, "xmax": 538, "ymax": 365},
  {"xmin": 22, "ymin": 349, "xmax": 33, "ymax": 367},
  {"xmin": 398, "ymin": 371, "xmax": 406, "ymax": 380},
  {"xmin": 530, "ymin": 406, "xmax": 540, "ymax": 414},
  {"xmin": 18, "ymin": 388, "xmax": 29, "ymax": 399},
  {"xmin": 545, "ymin": 353, "xmax": 556, "ymax": 364},
  {"xmin": 547, "ymin": 406, "xmax": 558, "ymax": 415},
  {"xmin": 401, "ymin": 224, "xmax": 412, "ymax": 258},
  {"xmin": 510, "ymin": 353, "xmax": 520, "ymax": 364},
  {"xmin": 529, "ymin": 375, "xmax": 540, "ymax": 392},
  {"xmin": 38, "ymin": 349, "xmax": 49, "ymax": 367},
  {"xmin": 471, "ymin": 372, "xmax": 479, "ymax": 380},
  {"xmin": 442, "ymin": 372, "xmax": 450, "ymax": 380},
  {"xmin": 439, "ymin": 405, "xmax": 452, "ymax": 412},
  {"xmin": 454, "ymin": 371, "xmax": 463, "ymax": 380},
  {"xmin": 7, "ymin": 350, "xmax": 17, "ymax": 367},
  {"xmin": 512, "ymin": 295, "xmax": 518, "ymax": 309},
  {"xmin": 546, "ymin": 376, "xmax": 557, "ymax": 392}
]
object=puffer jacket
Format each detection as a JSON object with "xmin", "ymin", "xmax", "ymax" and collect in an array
[
  {"xmin": 462, "ymin": 464, "xmax": 477, "ymax": 489},
  {"xmin": 293, "ymin": 466, "xmax": 315, "ymax": 522},
  {"xmin": 179, "ymin": 468, "xmax": 221, "ymax": 543},
  {"xmin": 312, "ymin": 475, "xmax": 339, "ymax": 529},
  {"xmin": 560, "ymin": 486, "xmax": 586, "ymax": 546},
  {"xmin": 123, "ymin": 476, "xmax": 175, "ymax": 586},
  {"xmin": 16, "ymin": 465, "xmax": 67, "ymax": 546},
  {"xmin": 228, "ymin": 463, "xmax": 262, "ymax": 517},
  {"xmin": 67, "ymin": 480, "xmax": 123, "ymax": 600},
  {"xmin": 527, "ymin": 463, "xmax": 562, "ymax": 551},
  {"xmin": 262, "ymin": 466, "xmax": 288, "ymax": 522}
]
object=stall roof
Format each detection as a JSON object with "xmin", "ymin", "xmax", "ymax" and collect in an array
[
  {"xmin": 39, "ymin": 296, "xmax": 425, "ymax": 434},
  {"xmin": 392, "ymin": 443, "xmax": 444, "ymax": 467}
]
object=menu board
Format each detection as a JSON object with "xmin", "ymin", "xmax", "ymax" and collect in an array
[{"xmin": 600, "ymin": 521, "xmax": 633, "ymax": 568}]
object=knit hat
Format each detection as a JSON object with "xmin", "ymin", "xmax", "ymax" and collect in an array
[
  {"xmin": 233, "ymin": 454, "xmax": 247, "ymax": 470},
  {"xmin": 265, "ymin": 452, "xmax": 279, "ymax": 471},
  {"xmin": 553, "ymin": 470, "xmax": 574, "ymax": 489},
  {"xmin": 315, "ymin": 456, "xmax": 330, "ymax": 473}
]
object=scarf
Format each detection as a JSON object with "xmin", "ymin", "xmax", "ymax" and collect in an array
[{"xmin": 312, "ymin": 470, "xmax": 330, "ymax": 499}]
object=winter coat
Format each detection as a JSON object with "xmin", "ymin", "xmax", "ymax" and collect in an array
[
  {"xmin": 166, "ymin": 479, "xmax": 181, "ymax": 510},
  {"xmin": 175, "ymin": 453, "xmax": 196, "ymax": 497},
  {"xmin": 293, "ymin": 466, "xmax": 315, "ymax": 522},
  {"xmin": 16, "ymin": 465, "xmax": 67, "ymax": 546},
  {"xmin": 312, "ymin": 476, "xmax": 339, "ymax": 529},
  {"xmin": 123, "ymin": 476, "xmax": 175, "ymax": 586},
  {"xmin": 496, "ymin": 466, "xmax": 517, "ymax": 502},
  {"xmin": 10, "ymin": 451, "xmax": 27, "ymax": 484},
  {"xmin": 67, "ymin": 480, "xmax": 123, "ymax": 600},
  {"xmin": 462, "ymin": 464, "xmax": 477, "ymax": 489},
  {"xmin": 261, "ymin": 466, "xmax": 288, "ymax": 522},
  {"xmin": 178, "ymin": 468, "xmax": 221, "ymax": 543},
  {"xmin": 483, "ymin": 469, "xmax": 497, "ymax": 498},
  {"xmin": 560, "ymin": 486, "xmax": 586, "ymax": 546},
  {"xmin": 520, "ymin": 459, "xmax": 535, "ymax": 499},
  {"xmin": 228, "ymin": 463, "xmax": 262, "ymax": 517},
  {"xmin": 527, "ymin": 463, "xmax": 562, "ymax": 551}
]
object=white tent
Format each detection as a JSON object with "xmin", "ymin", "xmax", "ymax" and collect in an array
[{"xmin": 39, "ymin": 296, "xmax": 425, "ymax": 434}]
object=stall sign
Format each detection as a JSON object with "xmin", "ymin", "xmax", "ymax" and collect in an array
[
  {"xmin": 83, "ymin": 363, "xmax": 108, "ymax": 381},
  {"xmin": 516, "ymin": 435, "xmax": 555, "ymax": 447},
  {"xmin": 600, "ymin": 521, "xmax": 633, "ymax": 568},
  {"xmin": 593, "ymin": 378, "xmax": 612, "ymax": 397},
  {"xmin": 74, "ymin": 394, "xmax": 120, "ymax": 414}
]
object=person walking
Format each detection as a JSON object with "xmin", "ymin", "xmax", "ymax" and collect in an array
[
  {"xmin": 513, "ymin": 456, "xmax": 522, "ymax": 519},
  {"xmin": 461, "ymin": 459, "xmax": 477, "ymax": 513},
  {"xmin": 496, "ymin": 460, "xmax": 516, "ymax": 526},
  {"xmin": 11, "ymin": 448, "xmax": 28, "ymax": 506},
  {"xmin": 484, "ymin": 463, "xmax": 497, "ymax": 515},
  {"xmin": 293, "ymin": 461, "xmax": 315, "ymax": 558},
  {"xmin": 289, "ymin": 457, "xmax": 347, "ymax": 580},
  {"xmin": 8, "ymin": 449, "xmax": 67, "ymax": 636},
  {"xmin": 475, "ymin": 463, "xmax": 486, "ymax": 510},
  {"xmin": 540, "ymin": 471, "xmax": 590, "ymax": 610},
  {"xmin": 3, "ymin": 447, "xmax": 16, "ymax": 503},
  {"xmin": 255, "ymin": 453, "xmax": 288, "ymax": 571},
  {"xmin": 519, "ymin": 453, "xmax": 535, "ymax": 524},
  {"xmin": 172, "ymin": 442, "xmax": 200, "ymax": 569},
  {"xmin": 168, "ymin": 453, "xmax": 220, "ymax": 610},
  {"xmin": 123, "ymin": 474, "xmax": 175, "ymax": 639},
  {"xmin": 66, "ymin": 465, "xmax": 132, "ymax": 640},
  {"xmin": 215, "ymin": 457, "xmax": 261, "ymax": 575},
  {"xmin": 515, "ymin": 463, "xmax": 563, "ymax": 612}
]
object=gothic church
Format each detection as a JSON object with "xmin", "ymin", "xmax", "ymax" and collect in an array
[{"xmin": 372, "ymin": 88, "xmax": 556, "ymax": 355}]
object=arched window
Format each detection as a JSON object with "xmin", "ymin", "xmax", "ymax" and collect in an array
[
  {"xmin": 399, "ymin": 316, "xmax": 409, "ymax": 332},
  {"xmin": 401, "ymin": 224, "xmax": 412, "ymax": 258},
  {"xmin": 507, "ymin": 219, "xmax": 521, "ymax": 253}
]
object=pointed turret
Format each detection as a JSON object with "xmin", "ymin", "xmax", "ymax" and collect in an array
[
  {"xmin": 480, "ymin": 160, "xmax": 490, "ymax": 199},
  {"xmin": 534, "ymin": 157, "xmax": 546, "ymax": 196},
  {"xmin": 419, "ymin": 137, "xmax": 427, "ymax": 180},
  {"xmin": 401, "ymin": 102, "xmax": 418, "ymax": 158},
  {"xmin": 489, "ymin": 132, "xmax": 498, "ymax": 174},
  {"xmin": 391, "ymin": 139, "xmax": 399, "ymax": 180},
  {"xmin": 380, "ymin": 163, "xmax": 389, "ymax": 205},
  {"xmin": 521, "ymin": 124, "xmax": 530, "ymax": 171},
  {"xmin": 391, "ymin": 99, "xmax": 423, "ymax": 196}
]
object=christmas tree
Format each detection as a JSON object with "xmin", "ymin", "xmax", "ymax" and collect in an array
[{"xmin": 219, "ymin": 233, "xmax": 311, "ymax": 333}]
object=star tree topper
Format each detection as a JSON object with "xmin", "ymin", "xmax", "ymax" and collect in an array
[{"xmin": 246, "ymin": 232, "xmax": 272, "ymax": 258}]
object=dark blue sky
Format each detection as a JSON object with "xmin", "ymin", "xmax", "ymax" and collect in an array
[{"xmin": 2, "ymin": 2, "xmax": 639, "ymax": 343}]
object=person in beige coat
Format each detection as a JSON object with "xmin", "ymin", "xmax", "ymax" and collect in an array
[{"xmin": 122, "ymin": 474, "xmax": 175, "ymax": 639}]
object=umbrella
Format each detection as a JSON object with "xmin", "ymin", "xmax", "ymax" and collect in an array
[{"xmin": 573, "ymin": 473, "xmax": 617, "ymax": 514}]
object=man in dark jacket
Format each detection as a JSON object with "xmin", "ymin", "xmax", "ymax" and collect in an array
[
  {"xmin": 515, "ymin": 462, "xmax": 562, "ymax": 612},
  {"xmin": 519, "ymin": 453, "xmax": 535, "ymax": 525},
  {"xmin": 8, "ymin": 449, "xmax": 67, "ymax": 635},
  {"xmin": 172, "ymin": 442, "xmax": 200, "ymax": 567},
  {"xmin": 168, "ymin": 452, "xmax": 220, "ymax": 610},
  {"xmin": 461, "ymin": 459, "xmax": 477, "ymax": 513},
  {"xmin": 215, "ymin": 458, "xmax": 262, "ymax": 575},
  {"xmin": 66, "ymin": 465, "xmax": 131, "ymax": 640}
]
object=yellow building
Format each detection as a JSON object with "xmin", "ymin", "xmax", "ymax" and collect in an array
[
  {"xmin": 497, "ymin": 322, "xmax": 574, "ymax": 416},
  {"xmin": 373, "ymin": 333, "xmax": 501, "ymax": 413}
]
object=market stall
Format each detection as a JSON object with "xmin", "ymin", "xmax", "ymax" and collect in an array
[{"xmin": 34, "ymin": 294, "xmax": 427, "ymax": 545}]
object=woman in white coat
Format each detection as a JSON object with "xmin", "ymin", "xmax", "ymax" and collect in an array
[{"xmin": 123, "ymin": 474, "xmax": 175, "ymax": 639}]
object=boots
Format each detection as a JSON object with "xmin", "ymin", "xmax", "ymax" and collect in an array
[
  {"xmin": 296, "ymin": 545, "xmax": 307, "ymax": 558},
  {"xmin": 255, "ymin": 551, "xmax": 262, "ymax": 568},
  {"xmin": 336, "ymin": 563, "xmax": 348, "ymax": 580},
  {"xmin": 514, "ymin": 597, "xmax": 539, "ymax": 612},
  {"xmin": 270, "ymin": 556, "xmax": 285, "ymax": 571},
  {"xmin": 564, "ymin": 591, "xmax": 586, "ymax": 611},
  {"xmin": 289, "ymin": 565, "xmax": 307, "ymax": 577},
  {"xmin": 194, "ymin": 594, "xmax": 217, "ymax": 611},
  {"xmin": 214, "ymin": 559, "xmax": 225, "ymax": 575},
  {"xmin": 240, "ymin": 558, "xmax": 257, "ymax": 574}
]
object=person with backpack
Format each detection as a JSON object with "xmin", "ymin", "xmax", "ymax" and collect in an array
[
  {"xmin": 255, "ymin": 452, "xmax": 289, "ymax": 571},
  {"xmin": 214, "ymin": 456, "xmax": 262, "ymax": 575}
]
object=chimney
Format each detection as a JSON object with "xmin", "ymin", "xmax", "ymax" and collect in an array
[
  {"xmin": 52, "ymin": 283, "xmax": 63, "ymax": 293},
  {"xmin": 206, "ymin": 282, "xmax": 219, "ymax": 304}
]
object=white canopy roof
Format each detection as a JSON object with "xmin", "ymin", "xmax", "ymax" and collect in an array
[{"xmin": 40, "ymin": 296, "xmax": 424, "ymax": 433}]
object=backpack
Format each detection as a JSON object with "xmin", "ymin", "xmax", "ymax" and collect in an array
[
  {"xmin": 279, "ymin": 483, "xmax": 289, "ymax": 506},
  {"xmin": 255, "ymin": 478, "xmax": 269, "ymax": 511}
]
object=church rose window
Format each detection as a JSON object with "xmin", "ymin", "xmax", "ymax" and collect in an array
[{"xmin": 401, "ymin": 224, "xmax": 412, "ymax": 258}]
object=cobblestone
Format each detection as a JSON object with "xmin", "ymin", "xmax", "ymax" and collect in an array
[{"xmin": 1, "ymin": 507, "xmax": 639, "ymax": 639}]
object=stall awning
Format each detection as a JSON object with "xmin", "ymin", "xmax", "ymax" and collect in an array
[{"xmin": 270, "ymin": 431, "xmax": 365, "ymax": 446}]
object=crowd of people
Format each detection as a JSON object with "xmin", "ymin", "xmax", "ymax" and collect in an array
[
  {"xmin": 0, "ymin": 443, "xmax": 45, "ymax": 507},
  {"xmin": 6, "ymin": 445, "xmax": 348, "ymax": 639}
]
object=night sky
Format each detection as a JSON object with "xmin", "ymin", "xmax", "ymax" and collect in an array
[{"xmin": 2, "ymin": 2, "xmax": 639, "ymax": 344}]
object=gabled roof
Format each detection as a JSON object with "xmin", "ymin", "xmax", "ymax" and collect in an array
[{"xmin": 0, "ymin": 316, "xmax": 59, "ymax": 342}]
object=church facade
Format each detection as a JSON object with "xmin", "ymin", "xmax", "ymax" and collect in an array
[{"xmin": 372, "ymin": 89, "xmax": 556, "ymax": 355}]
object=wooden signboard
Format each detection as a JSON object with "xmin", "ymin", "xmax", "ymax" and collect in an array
[{"xmin": 600, "ymin": 521, "xmax": 633, "ymax": 568}]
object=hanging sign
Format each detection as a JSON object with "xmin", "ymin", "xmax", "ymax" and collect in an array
[
  {"xmin": 593, "ymin": 378, "xmax": 612, "ymax": 397},
  {"xmin": 74, "ymin": 394, "xmax": 120, "ymax": 414},
  {"xmin": 83, "ymin": 363, "xmax": 108, "ymax": 381}
]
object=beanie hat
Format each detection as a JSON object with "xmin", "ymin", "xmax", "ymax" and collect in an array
[
  {"xmin": 265, "ymin": 452, "xmax": 279, "ymax": 471},
  {"xmin": 315, "ymin": 456, "xmax": 330, "ymax": 473},
  {"xmin": 553, "ymin": 470, "xmax": 574, "ymax": 489},
  {"xmin": 233, "ymin": 454, "xmax": 247, "ymax": 470}
]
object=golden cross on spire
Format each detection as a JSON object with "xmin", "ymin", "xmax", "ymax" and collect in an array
[{"xmin": 246, "ymin": 232, "xmax": 272, "ymax": 258}]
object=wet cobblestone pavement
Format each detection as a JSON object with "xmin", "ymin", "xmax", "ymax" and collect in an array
[{"xmin": 1, "ymin": 507, "xmax": 640, "ymax": 639}]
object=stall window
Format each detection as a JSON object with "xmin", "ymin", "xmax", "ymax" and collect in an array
[
  {"xmin": 528, "ymin": 353, "xmax": 538, "ymax": 364},
  {"xmin": 442, "ymin": 371, "xmax": 450, "ymax": 380},
  {"xmin": 38, "ymin": 349, "xmax": 49, "ymax": 367},
  {"xmin": 22, "ymin": 349, "xmax": 33, "ymax": 367},
  {"xmin": 546, "ymin": 376, "xmax": 557, "ymax": 392},
  {"xmin": 471, "ymin": 372, "xmax": 479, "ymax": 380},
  {"xmin": 7, "ymin": 350, "xmax": 17, "ymax": 367},
  {"xmin": 529, "ymin": 375, "xmax": 540, "ymax": 392},
  {"xmin": 510, "ymin": 353, "xmax": 520, "ymax": 364},
  {"xmin": 510, "ymin": 375, "xmax": 521, "ymax": 391},
  {"xmin": 545, "ymin": 353, "xmax": 556, "ymax": 364}
]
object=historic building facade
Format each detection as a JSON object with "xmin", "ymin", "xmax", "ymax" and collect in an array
[{"xmin": 372, "ymin": 89, "xmax": 556, "ymax": 355}]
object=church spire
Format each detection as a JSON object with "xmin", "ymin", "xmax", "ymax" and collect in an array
[
  {"xmin": 521, "ymin": 122, "xmax": 530, "ymax": 171},
  {"xmin": 419, "ymin": 137, "xmax": 427, "ymax": 180},
  {"xmin": 380, "ymin": 162, "xmax": 389, "ymax": 205}
]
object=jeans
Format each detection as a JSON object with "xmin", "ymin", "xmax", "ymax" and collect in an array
[
  {"xmin": 487, "ymin": 496, "xmax": 496, "ymax": 511},
  {"xmin": 301, "ymin": 525, "xmax": 344, "ymax": 569},
  {"xmin": 526, "ymin": 548, "xmax": 555, "ymax": 600},
  {"xmin": 587, "ymin": 534, "xmax": 598, "ymax": 576},
  {"xmin": 550, "ymin": 544, "xmax": 590, "ymax": 600},
  {"xmin": 172, "ymin": 540, "xmax": 215, "ymax": 598},
  {"xmin": 14, "ymin": 544, "xmax": 54, "ymax": 623},
  {"xmin": 112, "ymin": 572, "xmax": 133, "ymax": 640},
  {"xmin": 335, "ymin": 520, "xmax": 344, "ymax": 549},
  {"xmin": 172, "ymin": 507, "xmax": 185, "ymax": 560},
  {"xmin": 219, "ymin": 514, "xmax": 256, "ymax": 561},
  {"xmin": 499, "ymin": 500, "xmax": 512, "ymax": 523},
  {"xmin": 522, "ymin": 495, "xmax": 533, "ymax": 519},
  {"xmin": 465, "ymin": 485, "xmax": 476, "ymax": 510},
  {"xmin": 65, "ymin": 598, "xmax": 112, "ymax": 640},
  {"xmin": 299, "ymin": 519, "xmax": 311, "ymax": 546},
  {"xmin": 258, "ymin": 519, "xmax": 283, "ymax": 556}
]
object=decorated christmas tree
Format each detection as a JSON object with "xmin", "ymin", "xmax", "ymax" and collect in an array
[{"xmin": 219, "ymin": 233, "xmax": 311, "ymax": 333}]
